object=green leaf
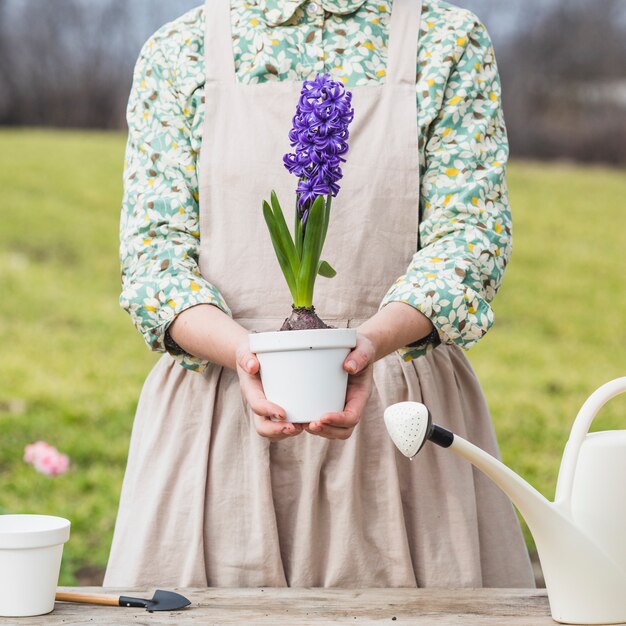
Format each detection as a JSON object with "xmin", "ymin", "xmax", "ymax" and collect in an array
[
  {"xmin": 270, "ymin": 190, "xmax": 299, "ymax": 279},
  {"xmin": 297, "ymin": 195, "xmax": 325, "ymax": 307},
  {"xmin": 294, "ymin": 199, "xmax": 303, "ymax": 260},
  {"xmin": 312, "ymin": 195, "xmax": 330, "ymax": 290},
  {"xmin": 317, "ymin": 260, "xmax": 337, "ymax": 278},
  {"xmin": 263, "ymin": 201, "xmax": 299, "ymax": 302},
  {"xmin": 320, "ymin": 194, "xmax": 332, "ymax": 251}
]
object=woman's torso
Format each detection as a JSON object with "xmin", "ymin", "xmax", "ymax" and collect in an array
[{"xmin": 120, "ymin": 0, "xmax": 504, "ymax": 371}]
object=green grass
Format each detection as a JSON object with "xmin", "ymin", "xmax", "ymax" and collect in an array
[
  {"xmin": 469, "ymin": 158, "xmax": 626, "ymax": 551},
  {"xmin": 473, "ymin": 158, "xmax": 626, "ymax": 477},
  {"xmin": 0, "ymin": 129, "xmax": 159, "ymax": 584},
  {"xmin": 0, "ymin": 129, "xmax": 625, "ymax": 584}
]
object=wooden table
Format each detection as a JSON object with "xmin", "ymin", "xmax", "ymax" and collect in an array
[{"xmin": 0, "ymin": 588, "xmax": 555, "ymax": 625}]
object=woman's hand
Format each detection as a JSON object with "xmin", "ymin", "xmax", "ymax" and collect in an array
[
  {"xmin": 304, "ymin": 332, "xmax": 376, "ymax": 440},
  {"xmin": 235, "ymin": 337, "xmax": 305, "ymax": 441}
]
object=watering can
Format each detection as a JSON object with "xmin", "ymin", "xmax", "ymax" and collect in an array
[{"xmin": 384, "ymin": 377, "xmax": 626, "ymax": 625}]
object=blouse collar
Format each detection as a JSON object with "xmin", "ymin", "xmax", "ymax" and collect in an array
[{"xmin": 258, "ymin": 0, "xmax": 369, "ymax": 27}]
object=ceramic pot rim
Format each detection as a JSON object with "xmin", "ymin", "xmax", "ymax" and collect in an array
[
  {"xmin": 249, "ymin": 327, "xmax": 356, "ymax": 353},
  {"xmin": 0, "ymin": 515, "xmax": 71, "ymax": 550}
]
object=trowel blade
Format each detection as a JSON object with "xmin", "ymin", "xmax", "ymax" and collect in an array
[{"xmin": 146, "ymin": 589, "xmax": 191, "ymax": 612}]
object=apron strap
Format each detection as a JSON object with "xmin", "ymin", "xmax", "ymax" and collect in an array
[
  {"xmin": 387, "ymin": 0, "xmax": 423, "ymax": 86},
  {"xmin": 204, "ymin": 0, "xmax": 236, "ymax": 82},
  {"xmin": 203, "ymin": 0, "xmax": 423, "ymax": 85}
]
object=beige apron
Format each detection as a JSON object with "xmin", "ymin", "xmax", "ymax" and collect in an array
[{"xmin": 103, "ymin": 0, "xmax": 535, "ymax": 588}]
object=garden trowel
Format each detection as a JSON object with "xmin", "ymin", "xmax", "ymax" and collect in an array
[{"xmin": 55, "ymin": 589, "xmax": 191, "ymax": 612}]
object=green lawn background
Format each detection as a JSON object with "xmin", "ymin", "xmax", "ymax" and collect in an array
[{"xmin": 0, "ymin": 130, "xmax": 624, "ymax": 585}]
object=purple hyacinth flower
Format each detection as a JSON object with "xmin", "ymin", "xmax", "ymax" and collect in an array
[{"xmin": 283, "ymin": 72, "xmax": 354, "ymax": 225}]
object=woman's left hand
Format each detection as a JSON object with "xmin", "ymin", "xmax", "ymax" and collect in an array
[{"xmin": 304, "ymin": 331, "xmax": 375, "ymax": 440}]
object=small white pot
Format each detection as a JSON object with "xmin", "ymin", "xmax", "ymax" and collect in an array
[
  {"xmin": 249, "ymin": 328, "xmax": 357, "ymax": 423},
  {"xmin": 0, "ymin": 515, "xmax": 71, "ymax": 617}
]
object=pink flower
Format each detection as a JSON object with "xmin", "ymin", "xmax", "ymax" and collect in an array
[
  {"xmin": 23, "ymin": 441, "xmax": 55, "ymax": 464},
  {"xmin": 23, "ymin": 441, "xmax": 70, "ymax": 476},
  {"xmin": 34, "ymin": 452, "xmax": 70, "ymax": 476}
]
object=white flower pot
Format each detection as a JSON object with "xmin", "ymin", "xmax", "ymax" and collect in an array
[
  {"xmin": 0, "ymin": 515, "xmax": 71, "ymax": 617},
  {"xmin": 249, "ymin": 328, "xmax": 357, "ymax": 423}
]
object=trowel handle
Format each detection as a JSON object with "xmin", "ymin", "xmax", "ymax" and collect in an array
[
  {"xmin": 555, "ymin": 376, "xmax": 626, "ymax": 504},
  {"xmin": 56, "ymin": 591, "xmax": 121, "ymax": 605}
]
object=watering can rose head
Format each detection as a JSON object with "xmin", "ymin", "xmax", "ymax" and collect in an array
[{"xmin": 262, "ymin": 73, "xmax": 355, "ymax": 331}]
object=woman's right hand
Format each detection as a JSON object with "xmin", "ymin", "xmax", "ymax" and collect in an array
[{"xmin": 235, "ymin": 338, "xmax": 305, "ymax": 441}]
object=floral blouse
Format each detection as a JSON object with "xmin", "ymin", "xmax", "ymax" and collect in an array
[{"xmin": 120, "ymin": 0, "xmax": 512, "ymax": 373}]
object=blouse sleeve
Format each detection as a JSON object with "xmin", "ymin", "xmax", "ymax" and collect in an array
[
  {"xmin": 119, "ymin": 33, "xmax": 231, "ymax": 371},
  {"xmin": 379, "ymin": 16, "xmax": 512, "ymax": 361}
]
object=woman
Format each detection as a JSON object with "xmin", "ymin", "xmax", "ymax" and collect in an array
[{"xmin": 104, "ymin": 0, "xmax": 535, "ymax": 588}]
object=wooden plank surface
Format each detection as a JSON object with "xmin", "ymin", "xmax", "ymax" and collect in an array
[{"xmin": 0, "ymin": 588, "xmax": 553, "ymax": 625}]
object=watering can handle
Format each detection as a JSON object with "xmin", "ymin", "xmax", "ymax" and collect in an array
[{"xmin": 555, "ymin": 376, "xmax": 626, "ymax": 505}]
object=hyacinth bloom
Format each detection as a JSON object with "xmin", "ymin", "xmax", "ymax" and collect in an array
[
  {"xmin": 23, "ymin": 441, "xmax": 70, "ymax": 476},
  {"xmin": 263, "ymin": 73, "xmax": 354, "ymax": 329},
  {"xmin": 283, "ymin": 73, "xmax": 354, "ymax": 226}
]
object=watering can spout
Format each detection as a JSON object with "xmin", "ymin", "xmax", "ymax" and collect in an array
[
  {"xmin": 447, "ymin": 436, "xmax": 553, "ymax": 540},
  {"xmin": 383, "ymin": 376, "xmax": 626, "ymax": 625}
]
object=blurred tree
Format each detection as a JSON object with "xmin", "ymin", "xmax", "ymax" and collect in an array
[
  {"xmin": 0, "ymin": 0, "xmax": 197, "ymax": 128},
  {"xmin": 0, "ymin": 0, "xmax": 625, "ymax": 165},
  {"xmin": 499, "ymin": 0, "xmax": 626, "ymax": 163},
  {"xmin": 0, "ymin": 0, "xmax": 129, "ymax": 127}
]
